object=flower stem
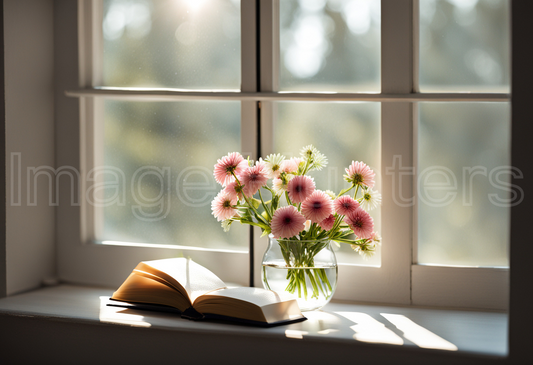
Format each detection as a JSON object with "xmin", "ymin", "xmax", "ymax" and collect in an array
[
  {"xmin": 231, "ymin": 171, "xmax": 269, "ymax": 226},
  {"xmin": 258, "ymin": 189, "xmax": 272, "ymax": 221}
]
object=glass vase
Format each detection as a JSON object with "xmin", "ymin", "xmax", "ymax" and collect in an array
[{"xmin": 261, "ymin": 235, "xmax": 338, "ymax": 311}]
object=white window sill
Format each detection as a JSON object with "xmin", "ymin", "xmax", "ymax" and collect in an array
[{"xmin": 0, "ymin": 285, "xmax": 507, "ymax": 363}]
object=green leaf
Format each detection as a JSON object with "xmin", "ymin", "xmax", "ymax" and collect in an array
[
  {"xmin": 272, "ymin": 194, "xmax": 279, "ymax": 211},
  {"xmin": 251, "ymin": 198, "xmax": 261, "ymax": 209},
  {"xmin": 260, "ymin": 228, "xmax": 271, "ymax": 237},
  {"xmin": 240, "ymin": 208, "xmax": 253, "ymax": 222}
]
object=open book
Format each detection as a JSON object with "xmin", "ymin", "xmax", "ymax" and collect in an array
[{"xmin": 110, "ymin": 258, "xmax": 306, "ymax": 327}]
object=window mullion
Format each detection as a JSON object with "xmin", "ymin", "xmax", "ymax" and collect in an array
[
  {"xmin": 240, "ymin": 0, "xmax": 258, "ymax": 160},
  {"xmin": 380, "ymin": 0, "xmax": 415, "ymax": 304},
  {"xmin": 252, "ymin": 0, "xmax": 279, "ymax": 287}
]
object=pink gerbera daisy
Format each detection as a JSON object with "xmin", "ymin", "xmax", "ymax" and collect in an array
[
  {"xmin": 344, "ymin": 161, "xmax": 375, "ymax": 188},
  {"xmin": 287, "ymin": 175, "xmax": 315, "ymax": 204},
  {"xmin": 319, "ymin": 214, "xmax": 336, "ymax": 231},
  {"xmin": 223, "ymin": 181, "xmax": 244, "ymax": 202},
  {"xmin": 301, "ymin": 190, "xmax": 334, "ymax": 223},
  {"xmin": 344, "ymin": 208, "xmax": 374, "ymax": 239},
  {"xmin": 280, "ymin": 157, "xmax": 303, "ymax": 174},
  {"xmin": 211, "ymin": 191, "xmax": 238, "ymax": 222},
  {"xmin": 238, "ymin": 161, "xmax": 269, "ymax": 197},
  {"xmin": 271, "ymin": 205, "xmax": 306, "ymax": 239},
  {"xmin": 334, "ymin": 195, "xmax": 360, "ymax": 216},
  {"xmin": 213, "ymin": 152, "xmax": 248, "ymax": 187}
]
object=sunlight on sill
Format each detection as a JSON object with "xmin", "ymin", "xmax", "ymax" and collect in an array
[
  {"xmin": 381, "ymin": 313, "xmax": 458, "ymax": 351},
  {"xmin": 336, "ymin": 311, "xmax": 404, "ymax": 345},
  {"xmin": 99, "ymin": 296, "xmax": 151, "ymax": 328}
]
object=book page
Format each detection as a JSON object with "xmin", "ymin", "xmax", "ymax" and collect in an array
[
  {"xmin": 193, "ymin": 287, "xmax": 304, "ymax": 324},
  {"xmin": 137, "ymin": 258, "xmax": 227, "ymax": 303},
  {"xmin": 199, "ymin": 287, "xmax": 290, "ymax": 307},
  {"xmin": 111, "ymin": 271, "xmax": 191, "ymax": 311}
]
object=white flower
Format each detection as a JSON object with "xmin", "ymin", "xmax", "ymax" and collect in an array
[
  {"xmin": 351, "ymin": 241, "xmax": 377, "ymax": 260},
  {"xmin": 324, "ymin": 190, "xmax": 336, "ymax": 200},
  {"xmin": 368, "ymin": 231, "xmax": 381, "ymax": 245},
  {"xmin": 221, "ymin": 219, "xmax": 233, "ymax": 232},
  {"xmin": 359, "ymin": 188, "xmax": 382, "ymax": 211},
  {"xmin": 272, "ymin": 173, "xmax": 293, "ymax": 195},
  {"xmin": 263, "ymin": 153, "xmax": 285, "ymax": 179},
  {"xmin": 300, "ymin": 145, "xmax": 328, "ymax": 171}
]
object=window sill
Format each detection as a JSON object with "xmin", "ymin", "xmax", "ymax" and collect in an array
[{"xmin": 0, "ymin": 285, "xmax": 507, "ymax": 364}]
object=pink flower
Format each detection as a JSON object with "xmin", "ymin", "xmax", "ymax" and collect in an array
[
  {"xmin": 213, "ymin": 152, "xmax": 248, "ymax": 187},
  {"xmin": 319, "ymin": 214, "xmax": 335, "ymax": 231},
  {"xmin": 280, "ymin": 157, "xmax": 303, "ymax": 174},
  {"xmin": 344, "ymin": 161, "xmax": 375, "ymax": 188},
  {"xmin": 334, "ymin": 195, "xmax": 360, "ymax": 216},
  {"xmin": 223, "ymin": 181, "xmax": 243, "ymax": 201},
  {"xmin": 301, "ymin": 190, "xmax": 334, "ymax": 223},
  {"xmin": 344, "ymin": 208, "xmax": 374, "ymax": 239},
  {"xmin": 271, "ymin": 205, "xmax": 306, "ymax": 239},
  {"xmin": 287, "ymin": 175, "xmax": 315, "ymax": 204},
  {"xmin": 238, "ymin": 161, "xmax": 269, "ymax": 197},
  {"xmin": 211, "ymin": 191, "xmax": 238, "ymax": 222}
]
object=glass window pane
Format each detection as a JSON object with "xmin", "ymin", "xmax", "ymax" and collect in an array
[
  {"xmin": 419, "ymin": 0, "xmax": 510, "ymax": 92},
  {"xmin": 99, "ymin": 100, "xmax": 247, "ymax": 250},
  {"xmin": 274, "ymin": 102, "xmax": 381, "ymax": 265},
  {"xmin": 418, "ymin": 102, "xmax": 510, "ymax": 267},
  {"xmin": 279, "ymin": 0, "xmax": 380, "ymax": 92},
  {"xmin": 102, "ymin": 0, "xmax": 241, "ymax": 89}
]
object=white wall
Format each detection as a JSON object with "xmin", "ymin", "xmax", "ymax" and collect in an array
[{"xmin": 4, "ymin": 0, "xmax": 55, "ymax": 295}]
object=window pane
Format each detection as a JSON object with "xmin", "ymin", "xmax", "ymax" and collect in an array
[
  {"xmin": 418, "ymin": 102, "xmax": 510, "ymax": 267},
  {"xmin": 274, "ymin": 102, "xmax": 381, "ymax": 265},
  {"xmin": 102, "ymin": 0, "xmax": 241, "ymax": 89},
  {"xmin": 419, "ymin": 0, "xmax": 510, "ymax": 92},
  {"xmin": 99, "ymin": 100, "xmax": 247, "ymax": 250},
  {"xmin": 279, "ymin": 0, "xmax": 380, "ymax": 92}
]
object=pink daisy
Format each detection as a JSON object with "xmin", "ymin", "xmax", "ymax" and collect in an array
[
  {"xmin": 223, "ymin": 181, "xmax": 244, "ymax": 201},
  {"xmin": 344, "ymin": 161, "xmax": 375, "ymax": 188},
  {"xmin": 344, "ymin": 208, "xmax": 374, "ymax": 239},
  {"xmin": 271, "ymin": 205, "xmax": 306, "ymax": 239},
  {"xmin": 301, "ymin": 190, "xmax": 334, "ymax": 223},
  {"xmin": 287, "ymin": 175, "xmax": 315, "ymax": 204},
  {"xmin": 211, "ymin": 191, "xmax": 238, "ymax": 222},
  {"xmin": 238, "ymin": 161, "xmax": 269, "ymax": 197},
  {"xmin": 280, "ymin": 157, "xmax": 303, "ymax": 174},
  {"xmin": 334, "ymin": 195, "xmax": 360, "ymax": 216},
  {"xmin": 319, "ymin": 214, "xmax": 335, "ymax": 231},
  {"xmin": 213, "ymin": 152, "xmax": 248, "ymax": 187}
]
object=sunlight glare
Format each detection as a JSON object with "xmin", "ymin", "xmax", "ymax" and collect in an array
[
  {"xmin": 336, "ymin": 312, "xmax": 404, "ymax": 345},
  {"xmin": 183, "ymin": 0, "xmax": 208, "ymax": 12},
  {"xmin": 99, "ymin": 296, "xmax": 152, "ymax": 328},
  {"xmin": 285, "ymin": 330, "xmax": 309, "ymax": 339},
  {"xmin": 381, "ymin": 313, "xmax": 458, "ymax": 351}
]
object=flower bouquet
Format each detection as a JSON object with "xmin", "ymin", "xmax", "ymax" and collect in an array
[{"xmin": 211, "ymin": 145, "xmax": 381, "ymax": 309}]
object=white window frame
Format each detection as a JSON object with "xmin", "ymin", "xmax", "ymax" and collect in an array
[{"xmin": 62, "ymin": 0, "xmax": 510, "ymax": 309}]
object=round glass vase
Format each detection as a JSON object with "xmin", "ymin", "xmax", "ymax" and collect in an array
[{"xmin": 261, "ymin": 235, "xmax": 338, "ymax": 311}]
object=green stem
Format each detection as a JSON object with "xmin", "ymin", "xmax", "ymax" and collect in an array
[
  {"xmin": 285, "ymin": 191, "xmax": 292, "ymax": 206},
  {"xmin": 337, "ymin": 184, "xmax": 355, "ymax": 198},
  {"xmin": 353, "ymin": 185, "xmax": 360, "ymax": 200},
  {"xmin": 231, "ymin": 172, "xmax": 269, "ymax": 226},
  {"xmin": 258, "ymin": 189, "xmax": 272, "ymax": 221},
  {"xmin": 307, "ymin": 270, "xmax": 318, "ymax": 299}
]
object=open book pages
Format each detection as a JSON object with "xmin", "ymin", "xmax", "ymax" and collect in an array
[
  {"xmin": 111, "ymin": 257, "xmax": 306, "ymax": 326},
  {"xmin": 194, "ymin": 287, "xmax": 304, "ymax": 323},
  {"xmin": 135, "ymin": 257, "xmax": 226, "ymax": 303}
]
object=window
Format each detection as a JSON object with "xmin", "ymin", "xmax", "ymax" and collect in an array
[{"xmin": 64, "ymin": 0, "xmax": 511, "ymax": 309}]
